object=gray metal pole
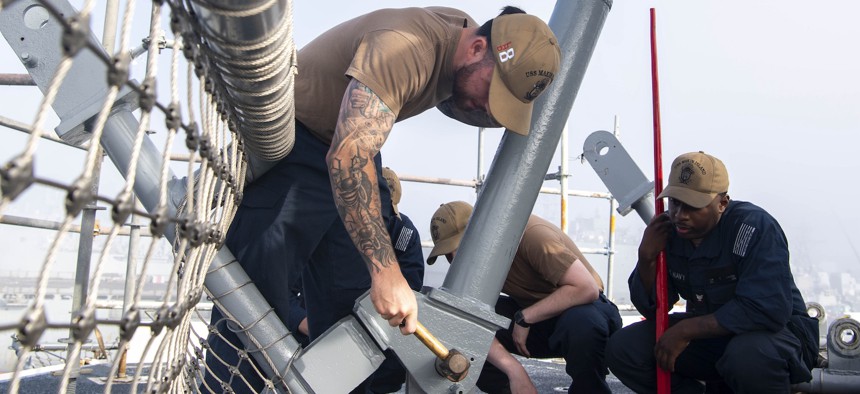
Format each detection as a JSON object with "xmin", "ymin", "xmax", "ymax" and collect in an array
[
  {"xmin": 0, "ymin": 73, "xmax": 35, "ymax": 85},
  {"xmin": 98, "ymin": 107, "xmax": 181, "ymax": 241},
  {"xmin": 442, "ymin": 0, "xmax": 612, "ymax": 305},
  {"xmin": 560, "ymin": 125, "xmax": 569, "ymax": 233},
  {"xmin": 65, "ymin": 152, "xmax": 102, "ymax": 393},
  {"xmin": 0, "ymin": 214, "xmax": 147, "ymax": 235},
  {"xmin": 606, "ymin": 196, "xmax": 617, "ymax": 301},
  {"xmin": 101, "ymin": 0, "xmax": 120, "ymax": 54},
  {"xmin": 1, "ymin": 115, "xmax": 87, "ymax": 150},
  {"xmin": 477, "ymin": 127, "xmax": 485, "ymax": 194},
  {"xmin": 117, "ymin": 207, "xmax": 140, "ymax": 378},
  {"xmin": 606, "ymin": 117, "xmax": 621, "ymax": 301}
]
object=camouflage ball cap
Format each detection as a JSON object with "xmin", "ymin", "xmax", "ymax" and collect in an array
[
  {"xmin": 489, "ymin": 13, "xmax": 561, "ymax": 136},
  {"xmin": 427, "ymin": 201, "xmax": 473, "ymax": 265},
  {"xmin": 657, "ymin": 151, "xmax": 729, "ymax": 209}
]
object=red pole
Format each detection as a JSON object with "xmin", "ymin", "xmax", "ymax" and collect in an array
[{"xmin": 650, "ymin": 7, "xmax": 671, "ymax": 393}]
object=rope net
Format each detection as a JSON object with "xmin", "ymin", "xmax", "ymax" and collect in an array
[{"xmin": 0, "ymin": 0, "xmax": 295, "ymax": 392}]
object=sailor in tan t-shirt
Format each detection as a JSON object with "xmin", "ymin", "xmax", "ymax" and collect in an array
[
  {"xmin": 428, "ymin": 201, "xmax": 623, "ymax": 394},
  {"xmin": 207, "ymin": 6, "xmax": 562, "ymax": 393}
]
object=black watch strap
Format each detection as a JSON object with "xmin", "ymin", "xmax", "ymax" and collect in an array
[{"xmin": 514, "ymin": 310, "xmax": 531, "ymax": 328}]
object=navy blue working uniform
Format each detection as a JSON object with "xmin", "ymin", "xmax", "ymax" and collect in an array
[
  {"xmin": 287, "ymin": 211, "xmax": 425, "ymax": 393},
  {"xmin": 386, "ymin": 212, "xmax": 425, "ymax": 293},
  {"xmin": 203, "ymin": 123, "xmax": 394, "ymax": 393},
  {"xmin": 606, "ymin": 201, "xmax": 818, "ymax": 393},
  {"xmin": 478, "ymin": 294, "xmax": 622, "ymax": 394}
]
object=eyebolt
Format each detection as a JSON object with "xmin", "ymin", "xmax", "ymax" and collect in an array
[
  {"xmin": 839, "ymin": 327, "xmax": 857, "ymax": 347},
  {"xmin": 828, "ymin": 318, "xmax": 860, "ymax": 357},
  {"xmin": 806, "ymin": 302, "xmax": 825, "ymax": 321}
]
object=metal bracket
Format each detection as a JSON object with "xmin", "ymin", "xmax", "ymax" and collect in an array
[
  {"xmin": 0, "ymin": 0, "xmax": 138, "ymax": 147},
  {"xmin": 354, "ymin": 288, "xmax": 503, "ymax": 393},
  {"xmin": 582, "ymin": 130, "xmax": 654, "ymax": 223},
  {"xmin": 827, "ymin": 317, "xmax": 860, "ymax": 371},
  {"xmin": 292, "ymin": 316, "xmax": 386, "ymax": 393}
]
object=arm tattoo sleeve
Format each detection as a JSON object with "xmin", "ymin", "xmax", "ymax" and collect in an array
[{"xmin": 327, "ymin": 80, "xmax": 398, "ymax": 273}]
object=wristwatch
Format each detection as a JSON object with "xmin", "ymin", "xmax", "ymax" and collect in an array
[{"xmin": 513, "ymin": 310, "xmax": 531, "ymax": 328}]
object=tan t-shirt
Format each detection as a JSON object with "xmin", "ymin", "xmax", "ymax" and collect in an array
[
  {"xmin": 503, "ymin": 215, "xmax": 606, "ymax": 308},
  {"xmin": 294, "ymin": 7, "xmax": 477, "ymax": 143}
]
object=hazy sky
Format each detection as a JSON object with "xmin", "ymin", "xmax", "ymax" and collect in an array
[{"xmin": 1, "ymin": 1, "xmax": 858, "ymax": 301}]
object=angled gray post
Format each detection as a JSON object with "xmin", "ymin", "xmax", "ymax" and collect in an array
[{"xmin": 442, "ymin": 0, "xmax": 613, "ymax": 305}]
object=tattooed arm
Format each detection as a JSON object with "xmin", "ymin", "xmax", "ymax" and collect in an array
[{"xmin": 326, "ymin": 79, "xmax": 418, "ymax": 335}]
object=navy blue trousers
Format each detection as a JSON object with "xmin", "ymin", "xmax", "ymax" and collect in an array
[
  {"xmin": 477, "ymin": 294, "xmax": 623, "ymax": 394},
  {"xmin": 605, "ymin": 316, "xmax": 811, "ymax": 394},
  {"xmin": 203, "ymin": 123, "xmax": 392, "ymax": 393}
]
